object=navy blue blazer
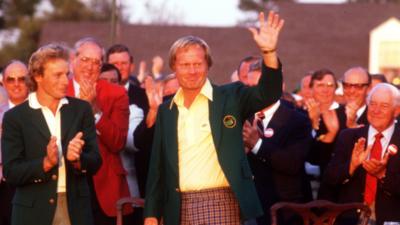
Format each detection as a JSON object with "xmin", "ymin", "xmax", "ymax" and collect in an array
[
  {"xmin": 323, "ymin": 125, "xmax": 400, "ymax": 225},
  {"xmin": 2, "ymin": 97, "xmax": 102, "ymax": 225},
  {"xmin": 248, "ymin": 102, "xmax": 312, "ymax": 225}
]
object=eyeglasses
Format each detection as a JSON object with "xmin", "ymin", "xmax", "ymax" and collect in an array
[
  {"xmin": 79, "ymin": 56, "xmax": 102, "ymax": 67},
  {"xmin": 314, "ymin": 82, "xmax": 336, "ymax": 89},
  {"xmin": 5, "ymin": 76, "xmax": 26, "ymax": 84},
  {"xmin": 342, "ymin": 82, "xmax": 369, "ymax": 89}
]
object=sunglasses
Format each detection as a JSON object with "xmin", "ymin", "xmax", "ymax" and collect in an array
[
  {"xmin": 342, "ymin": 82, "xmax": 369, "ymax": 89},
  {"xmin": 5, "ymin": 76, "xmax": 26, "ymax": 84}
]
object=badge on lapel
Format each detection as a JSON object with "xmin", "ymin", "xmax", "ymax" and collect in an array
[
  {"xmin": 264, "ymin": 128, "xmax": 274, "ymax": 138},
  {"xmin": 223, "ymin": 115, "xmax": 236, "ymax": 128},
  {"xmin": 388, "ymin": 144, "xmax": 398, "ymax": 156}
]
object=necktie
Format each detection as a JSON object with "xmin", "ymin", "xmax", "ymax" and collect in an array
[
  {"xmin": 255, "ymin": 112, "xmax": 265, "ymax": 136},
  {"xmin": 364, "ymin": 132, "xmax": 383, "ymax": 205}
]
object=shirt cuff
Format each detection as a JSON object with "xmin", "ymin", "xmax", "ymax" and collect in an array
[
  {"xmin": 94, "ymin": 112, "xmax": 102, "ymax": 124},
  {"xmin": 311, "ymin": 129, "xmax": 317, "ymax": 138},
  {"xmin": 251, "ymin": 138, "xmax": 262, "ymax": 155}
]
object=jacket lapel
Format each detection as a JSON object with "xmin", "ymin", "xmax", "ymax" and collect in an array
[
  {"xmin": 209, "ymin": 87, "xmax": 226, "ymax": 151},
  {"xmin": 267, "ymin": 104, "xmax": 287, "ymax": 129},
  {"xmin": 29, "ymin": 107, "xmax": 51, "ymax": 140},
  {"xmin": 165, "ymin": 104, "xmax": 179, "ymax": 177},
  {"xmin": 60, "ymin": 102, "xmax": 74, "ymax": 147},
  {"xmin": 388, "ymin": 123, "xmax": 400, "ymax": 152}
]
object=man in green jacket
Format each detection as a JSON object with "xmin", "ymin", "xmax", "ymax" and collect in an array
[{"xmin": 144, "ymin": 11, "xmax": 285, "ymax": 225}]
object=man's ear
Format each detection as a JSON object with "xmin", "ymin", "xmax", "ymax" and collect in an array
[
  {"xmin": 395, "ymin": 105, "xmax": 400, "ymax": 118},
  {"xmin": 129, "ymin": 63, "xmax": 135, "ymax": 74},
  {"xmin": 33, "ymin": 74, "xmax": 42, "ymax": 84}
]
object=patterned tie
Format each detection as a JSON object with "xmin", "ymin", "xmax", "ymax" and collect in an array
[
  {"xmin": 255, "ymin": 112, "xmax": 265, "ymax": 136},
  {"xmin": 364, "ymin": 132, "xmax": 383, "ymax": 205}
]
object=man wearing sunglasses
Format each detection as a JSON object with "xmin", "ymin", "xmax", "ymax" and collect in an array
[
  {"xmin": 0, "ymin": 60, "xmax": 29, "ymax": 225},
  {"xmin": 338, "ymin": 67, "xmax": 371, "ymax": 129}
]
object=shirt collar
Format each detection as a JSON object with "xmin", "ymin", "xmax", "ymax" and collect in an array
[
  {"xmin": 28, "ymin": 92, "xmax": 69, "ymax": 110},
  {"xmin": 356, "ymin": 104, "xmax": 367, "ymax": 119},
  {"xmin": 261, "ymin": 100, "xmax": 281, "ymax": 118},
  {"xmin": 368, "ymin": 122, "xmax": 395, "ymax": 143},
  {"xmin": 329, "ymin": 101, "xmax": 340, "ymax": 110},
  {"xmin": 8, "ymin": 100, "xmax": 16, "ymax": 109},
  {"xmin": 170, "ymin": 79, "xmax": 213, "ymax": 109}
]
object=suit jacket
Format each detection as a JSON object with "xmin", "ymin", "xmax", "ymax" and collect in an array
[
  {"xmin": 317, "ymin": 105, "xmax": 368, "ymax": 200},
  {"xmin": 248, "ymin": 103, "xmax": 312, "ymax": 225},
  {"xmin": 336, "ymin": 104, "xmax": 368, "ymax": 128},
  {"xmin": 144, "ymin": 63, "xmax": 283, "ymax": 224},
  {"xmin": 127, "ymin": 82, "xmax": 149, "ymax": 115},
  {"xmin": 308, "ymin": 106, "xmax": 346, "ymax": 173},
  {"xmin": 0, "ymin": 102, "xmax": 13, "ymax": 225},
  {"xmin": 0, "ymin": 102, "xmax": 9, "ymax": 166},
  {"xmin": 1, "ymin": 97, "xmax": 102, "ymax": 225},
  {"xmin": 67, "ymin": 79, "xmax": 132, "ymax": 216},
  {"xmin": 323, "ymin": 125, "xmax": 400, "ymax": 225}
]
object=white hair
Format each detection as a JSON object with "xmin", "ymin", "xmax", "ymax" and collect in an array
[{"xmin": 367, "ymin": 83, "xmax": 400, "ymax": 107}]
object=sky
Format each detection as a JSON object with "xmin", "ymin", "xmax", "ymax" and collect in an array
[{"xmin": 123, "ymin": 0, "xmax": 347, "ymax": 27}]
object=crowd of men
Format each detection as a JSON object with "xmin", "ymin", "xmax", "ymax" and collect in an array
[{"xmin": 0, "ymin": 10, "xmax": 399, "ymax": 225}]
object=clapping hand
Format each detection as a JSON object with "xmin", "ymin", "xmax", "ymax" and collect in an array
[
  {"xmin": 349, "ymin": 138, "xmax": 370, "ymax": 175},
  {"xmin": 67, "ymin": 132, "xmax": 85, "ymax": 163},
  {"xmin": 363, "ymin": 152, "xmax": 389, "ymax": 179},
  {"xmin": 305, "ymin": 98, "xmax": 321, "ymax": 129},
  {"xmin": 242, "ymin": 120, "xmax": 261, "ymax": 153},
  {"xmin": 345, "ymin": 102, "xmax": 359, "ymax": 128},
  {"xmin": 43, "ymin": 136, "xmax": 59, "ymax": 172}
]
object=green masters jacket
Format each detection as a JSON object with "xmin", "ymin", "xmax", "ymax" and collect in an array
[{"xmin": 144, "ymin": 62, "xmax": 283, "ymax": 224}]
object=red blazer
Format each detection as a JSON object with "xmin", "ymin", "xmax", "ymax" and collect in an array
[{"xmin": 67, "ymin": 79, "xmax": 132, "ymax": 216}]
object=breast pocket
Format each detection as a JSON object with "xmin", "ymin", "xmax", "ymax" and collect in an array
[{"xmin": 199, "ymin": 122, "xmax": 211, "ymax": 132}]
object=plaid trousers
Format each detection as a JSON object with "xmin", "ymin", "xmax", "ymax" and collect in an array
[{"xmin": 180, "ymin": 187, "xmax": 241, "ymax": 225}]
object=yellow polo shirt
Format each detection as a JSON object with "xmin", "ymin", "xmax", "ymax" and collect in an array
[{"xmin": 172, "ymin": 79, "xmax": 229, "ymax": 191}]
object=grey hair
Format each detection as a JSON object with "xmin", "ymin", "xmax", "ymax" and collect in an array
[
  {"xmin": 74, "ymin": 37, "xmax": 105, "ymax": 60},
  {"xmin": 168, "ymin": 35, "xmax": 213, "ymax": 70},
  {"xmin": 367, "ymin": 83, "xmax": 400, "ymax": 107}
]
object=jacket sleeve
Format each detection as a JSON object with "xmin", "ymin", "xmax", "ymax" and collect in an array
[
  {"xmin": 95, "ymin": 87, "xmax": 130, "ymax": 153},
  {"xmin": 2, "ymin": 110, "xmax": 51, "ymax": 186},
  {"xmin": 70, "ymin": 101, "xmax": 102, "ymax": 175},
  {"xmin": 143, "ymin": 110, "xmax": 164, "ymax": 219},
  {"xmin": 322, "ymin": 129, "xmax": 356, "ymax": 186},
  {"xmin": 378, "ymin": 148, "xmax": 400, "ymax": 197},
  {"xmin": 238, "ymin": 62, "xmax": 283, "ymax": 120}
]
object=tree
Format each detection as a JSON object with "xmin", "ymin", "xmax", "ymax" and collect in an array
[
  {"xmin": 0, "ymin": 0, "xmax": 118, "ymax": 67},
  {"xmin": 348, "ymin": 0, "xmax": 400, "ymax": 2},
  {"xmin": 239, "ymin": 0, "xmax": 294, "ymax": 12}
]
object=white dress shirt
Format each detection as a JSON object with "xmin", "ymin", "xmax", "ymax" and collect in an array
[{"xmin": 28, "ymin": 93, "xmax": 69, "ymax": 193}]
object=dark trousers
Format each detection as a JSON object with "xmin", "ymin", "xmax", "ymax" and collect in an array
[
  {"xmin": 0, "ymin": 181, "xmax": 14, "ymax": 225},
  {"xmin": 88, "ymin": 178, "xmax": 135, "ymax": 225}
]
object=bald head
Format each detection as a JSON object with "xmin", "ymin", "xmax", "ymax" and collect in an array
[
  {"xmin": 342, "ymin": 67, "xmax": 370, "ymax": 106},
  {"xmin": 4, "ymin": 61, "xmax": 28, "ymax": 78},
  {"xmin": 343, "ymin": 67, "xmax": 370, "ymax": 84},
  {"xmin": 3, "ymin": 61, "xmax": 29, "ymax": 105}
]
